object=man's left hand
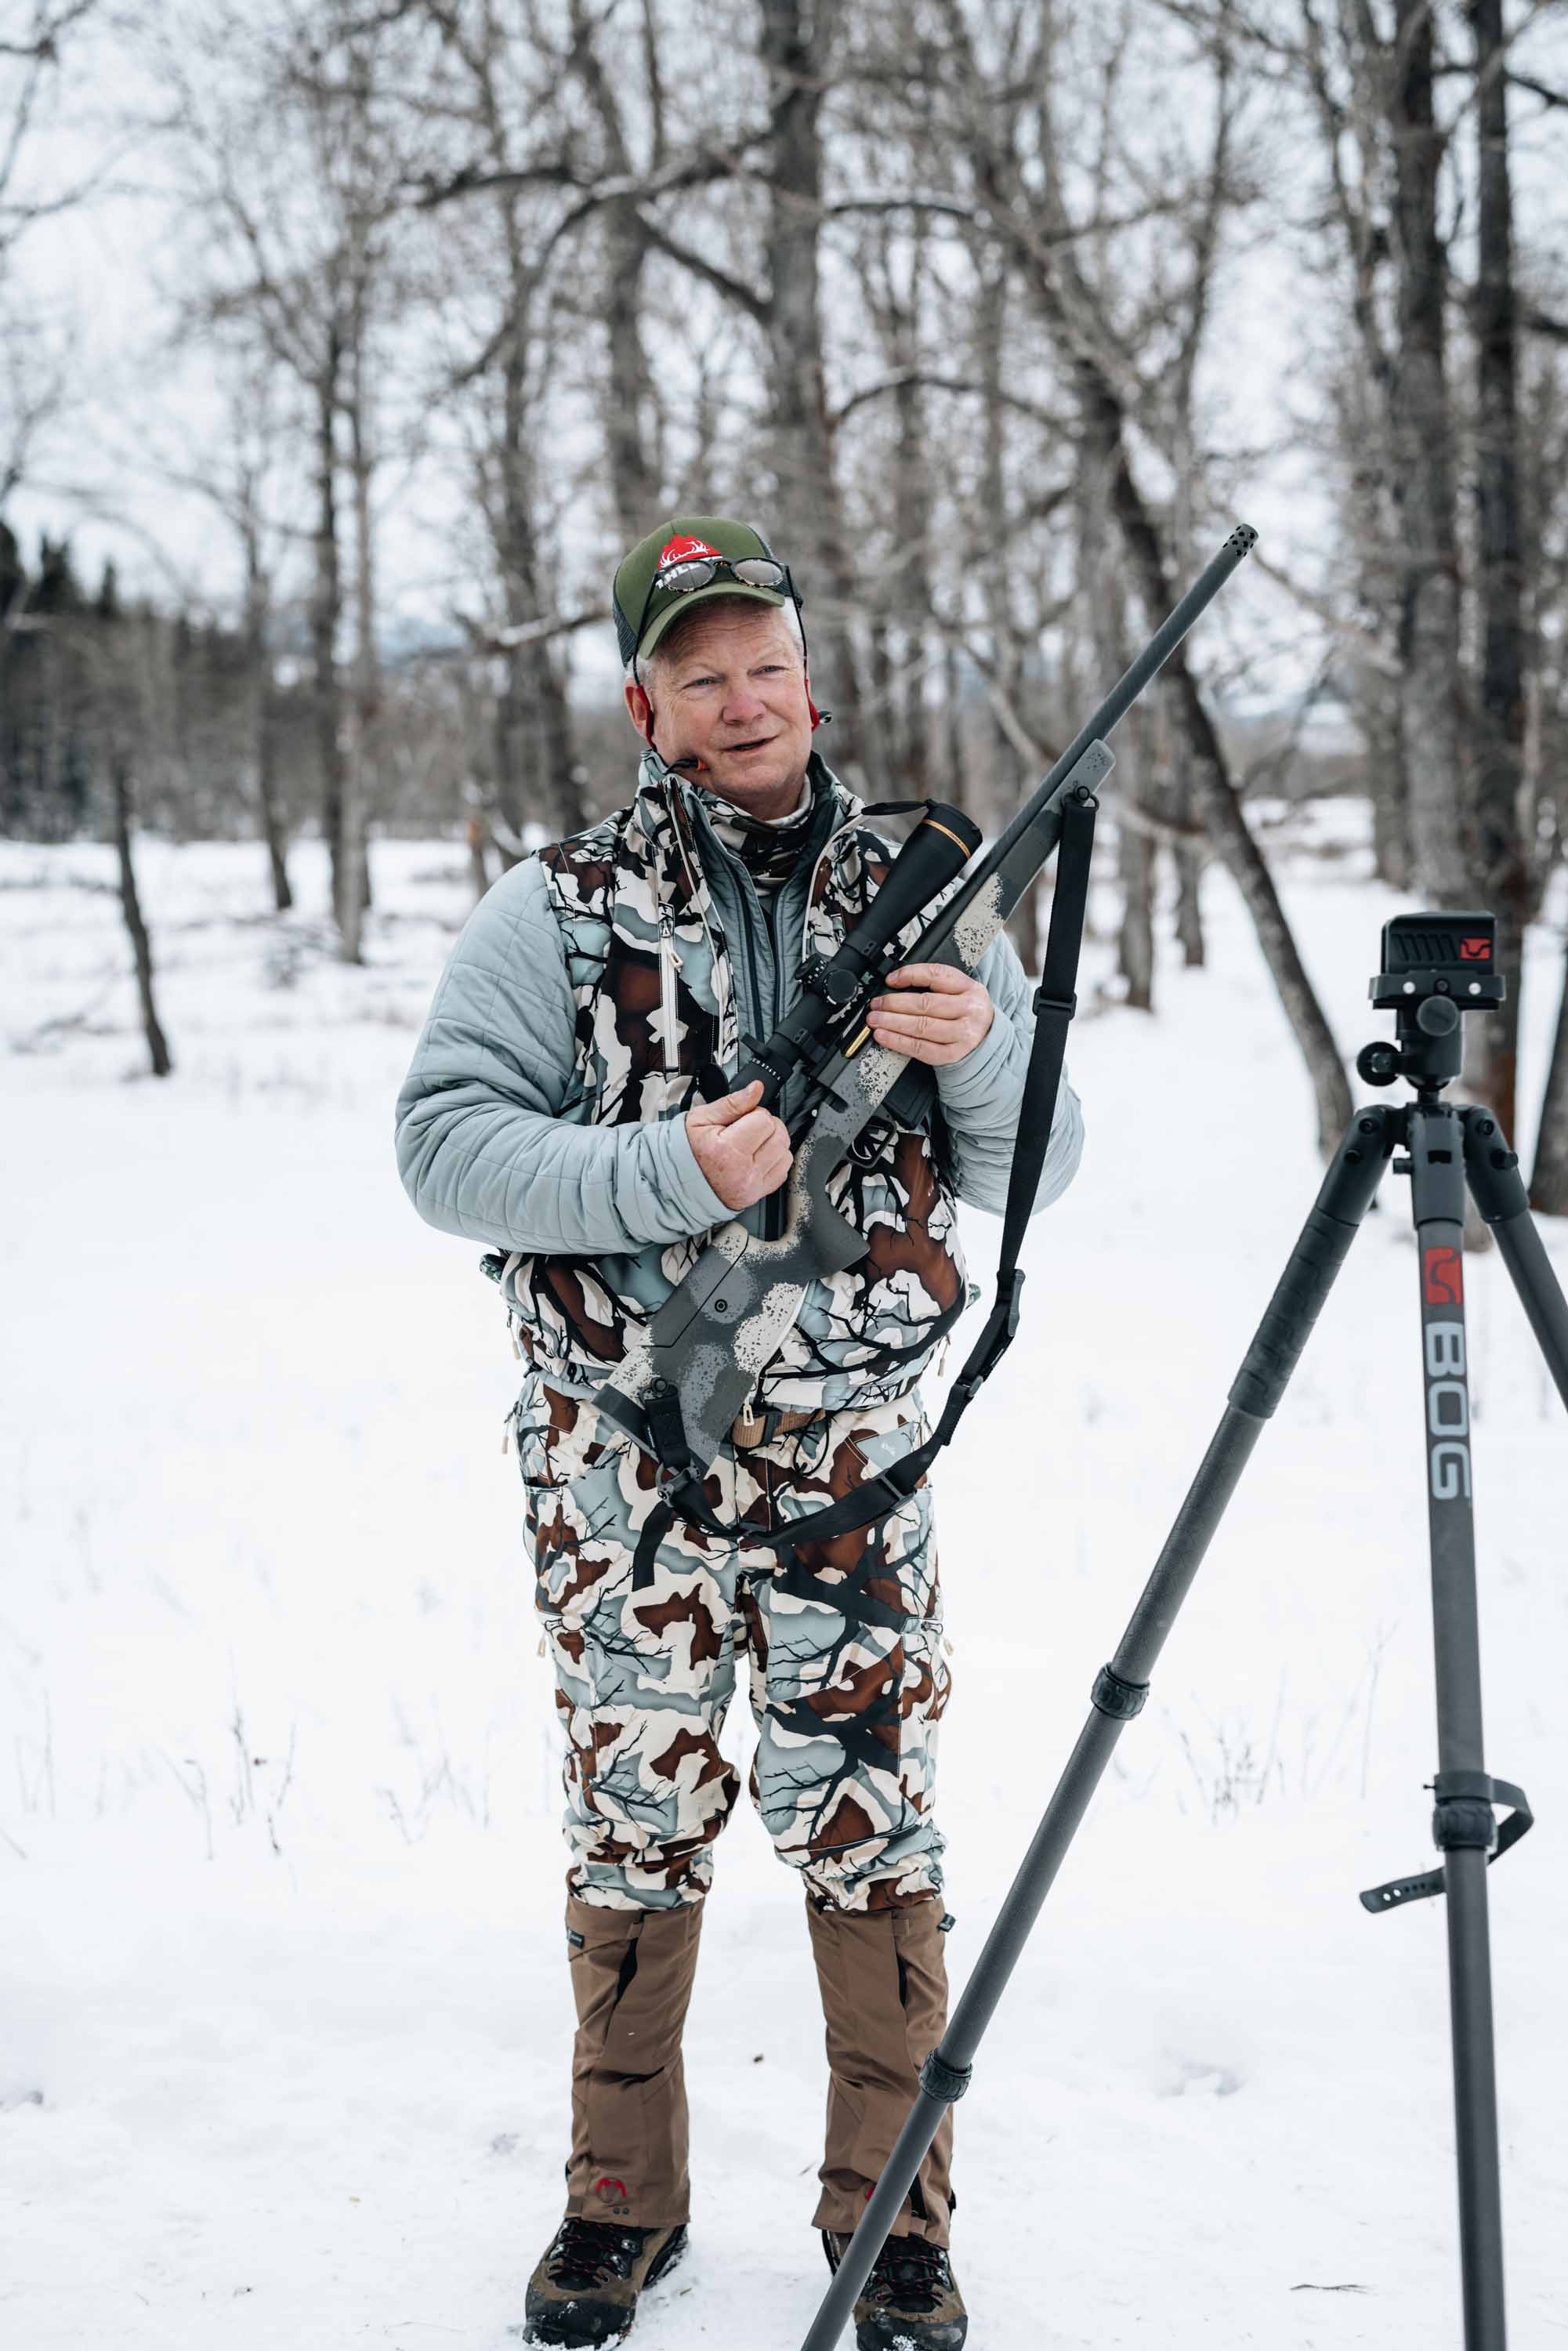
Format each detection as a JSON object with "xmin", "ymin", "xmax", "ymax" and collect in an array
[{"xmin": 866, "ymin": 963, "xmax": 994, "ymax": 1066}]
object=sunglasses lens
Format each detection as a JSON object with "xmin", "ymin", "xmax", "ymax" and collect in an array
[
  {"xmin": 731, "ymin": 559, "xmax": 785, "ymax": 587},
  {"xmin": 657, "ymin": 560, "xmax": 717, "ymax": 592}
]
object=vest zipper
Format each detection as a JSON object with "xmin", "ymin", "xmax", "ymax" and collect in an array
[
  {"xmin": 658, "ymin": 916, "xmax": 679, "ymax": 1074},
  {"xmin": 661, "ymin": 781, "xmax": 735, "ymax": 1073}
]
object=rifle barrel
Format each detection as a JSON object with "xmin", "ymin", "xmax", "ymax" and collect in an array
[{"xmin": 990, "ymin": 522, "xmax": 1258, "ymax": 867}]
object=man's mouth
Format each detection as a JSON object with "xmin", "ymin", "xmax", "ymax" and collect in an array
[{"xmin": 723, "ymin": 736, "xmax": 776, "ymax": 755}]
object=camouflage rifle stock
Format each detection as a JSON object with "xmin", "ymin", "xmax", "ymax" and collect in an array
[{"xmin": 594, "ymin": 523, "xmax": 1258, "ymax": 1488}]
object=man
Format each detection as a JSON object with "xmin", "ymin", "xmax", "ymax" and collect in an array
[{"xmin": 395, "ymin": 516, "xmax": 1084, "ymax": 2349}]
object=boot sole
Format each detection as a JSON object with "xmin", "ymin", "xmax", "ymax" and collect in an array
[
  {"xmin": 520, "ymin": 2228, "xmax": 688, "ymax": 2348},
  {"xmin": 853, "ymin": 2322, "xmax": 968, "ymax": 2351}
]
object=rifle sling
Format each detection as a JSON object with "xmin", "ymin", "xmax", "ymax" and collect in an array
[{"xmin": 630, "ymin": 788, "xmax": 1098, "ymax": 1593}]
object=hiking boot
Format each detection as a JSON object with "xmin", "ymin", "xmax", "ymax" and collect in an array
[
  {"xmin": 522, "ymin": 2216, "xmax": 687, "ymax": 2346},
  {"xmin": 823, "ymin": 2229, "xmax": 969, "ymax": 2350}
]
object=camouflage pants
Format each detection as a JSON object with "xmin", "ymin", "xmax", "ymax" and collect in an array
[{"xmin": 515, "ymin": 1377, "xmax": 951, "ymax": 1914}]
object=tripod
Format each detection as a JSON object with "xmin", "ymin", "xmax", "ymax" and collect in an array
[{"xmin": 800, "ymin": 913, "xmax": 1566, "ymax": 2351}]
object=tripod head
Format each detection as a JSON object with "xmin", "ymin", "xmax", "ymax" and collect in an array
[{"xmin": 1356, "ymin": 911, "xmax": 1505, "ymax": 1095}]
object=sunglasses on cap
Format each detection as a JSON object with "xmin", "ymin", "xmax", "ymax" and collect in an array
[
  {"xmin": 655, "ymin": 553, "xmax": 787, "ymax": 594},
  {"xmin": 632, "ymin": 554, "xmax": 797, "ymax": 663}
]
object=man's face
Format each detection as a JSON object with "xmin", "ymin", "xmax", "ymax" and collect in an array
[{"xmin": 625, "ymin": 603, "xmax": 814, "ymax": 819}]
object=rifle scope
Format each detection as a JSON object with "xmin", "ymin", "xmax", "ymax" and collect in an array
[{"xmin": 733, "ymin": 801, "xmax": 983, "ymax": 1106}]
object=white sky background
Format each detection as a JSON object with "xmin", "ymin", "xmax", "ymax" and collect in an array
[{"xmin": 4, "ymin": 2, "xmax": 1567, "ymax": 712}]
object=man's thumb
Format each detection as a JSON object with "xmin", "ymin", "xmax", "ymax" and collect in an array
[{"xmin": 697, "ymin": 1078, "xmax": 764, "ymax": 1125}]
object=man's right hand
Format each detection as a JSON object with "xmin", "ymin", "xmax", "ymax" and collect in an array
[{"xmin": 686, "ymin": 1079, "xmax": 794, "ymax": 1212}]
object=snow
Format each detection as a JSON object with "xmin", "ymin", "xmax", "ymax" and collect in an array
[{"xmin": 3, "ymin": 821, "xmax": 1566, "ymax": 2349}]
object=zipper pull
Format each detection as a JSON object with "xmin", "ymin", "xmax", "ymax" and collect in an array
[{"xmin": 659, "ymin": 915, "xmax": 680, "ymax": 1074}]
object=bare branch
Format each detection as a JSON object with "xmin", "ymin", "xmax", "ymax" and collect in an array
[{"xmin": 829, "ymin": 371, "xmax": 1067, "ymax": 433}]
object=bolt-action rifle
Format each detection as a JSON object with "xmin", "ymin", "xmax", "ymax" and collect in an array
[{"xmin": 593, "ymin": 526, "xmax": 1258, "ymax": 1546}]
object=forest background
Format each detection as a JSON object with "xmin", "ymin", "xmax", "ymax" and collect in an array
[{"xmin": 4, "ymin": 0, "xmax": 1568, "ymax": 1177}]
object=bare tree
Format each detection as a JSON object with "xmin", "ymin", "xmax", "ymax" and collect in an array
[
  {"xmin": 915, "ymin": 0, "xmax": 1353, "ymax": 1146},
  {"xmin": 138, "ymin": 1, "xmax": 426, "ymax": 955},
  {"xmin": 1465, "ymin": 0, "xmax": 1530, "ymax": 1144}
]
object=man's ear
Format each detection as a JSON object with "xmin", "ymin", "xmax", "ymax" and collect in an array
[{"xmin": 624, "ymin": 677, "xmax": 655, "ymax": 745}]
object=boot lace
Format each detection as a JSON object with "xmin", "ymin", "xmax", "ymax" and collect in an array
[
  {"xmin": 546, "ymin": 2218, "xmax": 640, "ymax": 2290},
  {"xmin": 867, "ymin": 2235, "xmax": 952, "ymax": 2315}
]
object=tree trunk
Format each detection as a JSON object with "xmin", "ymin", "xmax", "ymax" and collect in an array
[
  {"xmin": 466, "ymin": 813, "xmax": 493, "ymax": 902},
  {"xmin": 1365, "ymin": 689, "xmax": 1413, "ymax": 890},
  {"xmin": 1530, "ymin": 943, "xmax": 1568, "ymax": 1213},
  {"xmin": 244, "ymin": 524, "xmax": 291, "ymax": 913},
  {"xmin": 759, "ymin": 0, "xmax": 864, "ymax": 768},
  {"xmin": 1081, "ymin": 431, "xmax": 1156, "ymax": 1010},
  {"xmin": 863, "ymin": 619, "xmax": 895, "ymax": 799},
  {"xmin": 110, "ymin": 744, "xmax": 172, "ymax": 1078},
  {"xmin": 602, "ymin": 201, "xmax": 661, "ymax": 546},
  {"xmin": 565, "ymin": 3, "xmax": 662, "ymax": 544},
  {"xmin": 491, "ymin": 200, "xmax": 581, "ymax": 841},
  {"xmin": 941, "ymin": 642, "xmax": 967, "ymax": 813},
  {"xmin": 1169, "ymin": 730, "xmax": 1205, "ymax": 967},
  {"xmin": 1391, "ymin": 0, "xmax": 1470, "ymax": 904},
  {"xmin": 311, "ymin": 344, "xmax": 348, "ymax": 928},
  {"xmin": 892, "ymin": 333, "xmax": 931, "ymax": 799},
  {"xmin": 1466, "ymin": 0, "xmax": 1530, "ymax": 1147},
  {"xmin": 1118, "ymin": 817, "xmax": 1155, "ymax": 1009},
  {"xmin": 1173, "ymin": 832, "xmax": 1204, "ymax": 965},
  {"xmin": 339, "ymin": 311, "xmax": 378, "ymax": 969}
]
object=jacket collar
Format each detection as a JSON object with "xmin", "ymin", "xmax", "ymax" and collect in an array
[{"xmin": 632, "ymin": 747, "xmax": 860, "ymax": 846}]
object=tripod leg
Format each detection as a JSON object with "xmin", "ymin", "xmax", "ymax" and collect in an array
[
  {"xmin": 1462, "ymin": 1106, "xmax": 1568, "ymax": 1407},
  {"xmin": 796, "ymin": 1110, "xmax": 1396, "ymax": 2351},
  {"xmin": 1410, "ymin": 1101, "xmax": 1509, "ymax": 2350}
]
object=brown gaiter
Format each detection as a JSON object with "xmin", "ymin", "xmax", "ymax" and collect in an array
[
  {"xmin": 563, "ymin": 1896, "xmax": 705, "ymax": 2228},
  {"xmin": 806, "ymin": 1896, "xmax": 954, "ymax": 2245}
]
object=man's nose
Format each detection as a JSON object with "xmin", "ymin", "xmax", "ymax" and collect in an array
[{"xmin": 721, "ymin": 683, "xmax": 766, "ymax": 722}]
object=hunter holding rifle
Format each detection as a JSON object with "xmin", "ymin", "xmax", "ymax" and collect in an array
[{"xmin": 396, "ymin": 515, "xmax": 1084, "ymax": 2349}]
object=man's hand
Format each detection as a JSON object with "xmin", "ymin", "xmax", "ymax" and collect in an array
[
  {"xmin": 686, "ymin": 1078, "xmax": 794, "ymax": 1211},
  {"xmin": 866, "ymin": 963, "xmax": 995, "ymax": 1065}
]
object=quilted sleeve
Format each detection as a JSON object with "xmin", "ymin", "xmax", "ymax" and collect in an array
[
  {"xmin": 932, "ymin": 928, "xmax": 1084, "ymax": 1217},
  {"xmin": 394, "ymin": 857, "xmax": 731, "ymax": 1253}
]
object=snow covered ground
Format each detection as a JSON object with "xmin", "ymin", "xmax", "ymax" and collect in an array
[{"xmin": 2, "ymin": 817, "xmax": 1566, "ymax": 2351}]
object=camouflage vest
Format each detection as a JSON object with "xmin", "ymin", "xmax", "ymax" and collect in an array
[{"xmin": 494, "ymin": 757, "xmax": 969, "ymax": 1415}]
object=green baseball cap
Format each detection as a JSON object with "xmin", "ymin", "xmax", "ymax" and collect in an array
[{"xmin": 613, "ymin": 514, "xmax": 791, "ymax": 666}]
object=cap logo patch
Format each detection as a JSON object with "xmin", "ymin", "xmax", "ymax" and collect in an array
[{"xmin": 657, "ymin": 534, "xmax": 722, "ymax": 569}]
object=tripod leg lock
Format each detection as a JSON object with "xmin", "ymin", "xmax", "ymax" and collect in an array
[
  {"xmin": 918, "ymin": 2049, "xmax": 973, "ymax": 2105},
  {"xmin": 1430, "ymin": 1770, "xmax": 1533, "ymax": 1855},
  {"xmin": 1091, "ymin": 1664, "xmax": 1150, "ymax": 1721},
  {"xmin": 1359, "ymin": 1770, "xmax": 1534, "ymax": 1914}
]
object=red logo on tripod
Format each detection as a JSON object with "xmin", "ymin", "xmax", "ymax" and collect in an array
[
  {"xmin": 1424, "ymin": 1248, "xmax": 1463, "ymax": 1307},
  {"xmin": 1459, "ymin": 937, "xmax": 1491, "ymax": 961}
]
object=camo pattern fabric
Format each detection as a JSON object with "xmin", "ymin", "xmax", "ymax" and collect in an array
[
  {"xmin": 516, "ymin": 1371, "xmax": 950, "ymax": 1914},
  {"xmin": 494, "ymin": 755, "xmax": 968, "ymax": 1413}
]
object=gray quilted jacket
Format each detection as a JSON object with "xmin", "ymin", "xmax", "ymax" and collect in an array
[{"xmin": 395, "ymin": 757, "xmax": 1083, "ymax": 1401}]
